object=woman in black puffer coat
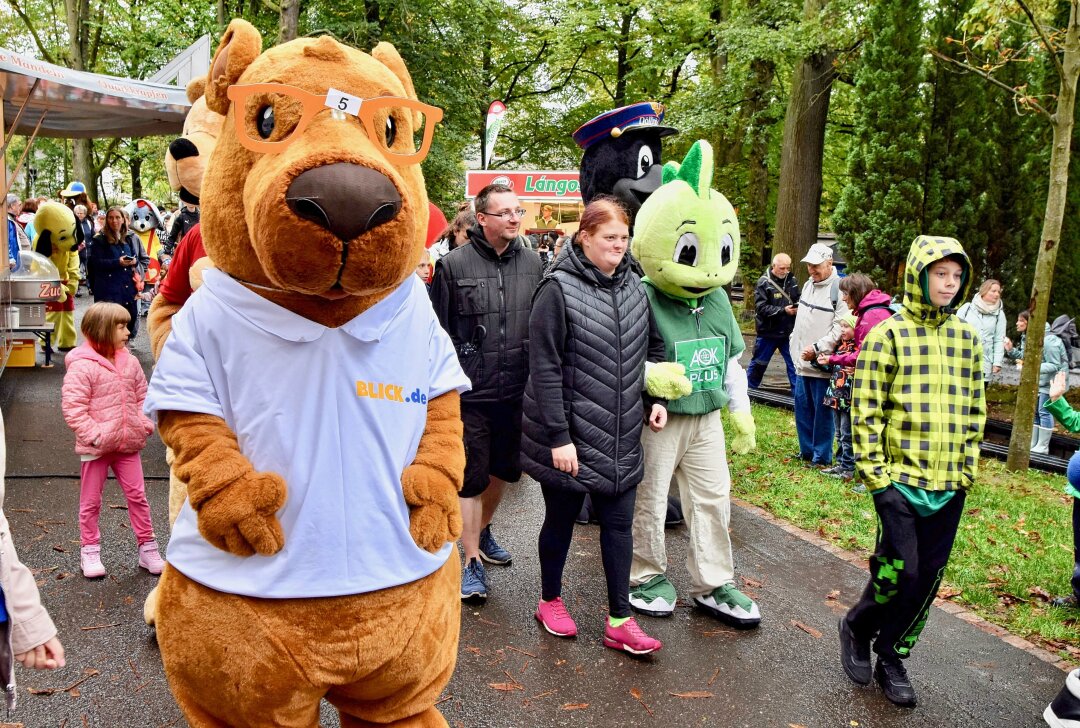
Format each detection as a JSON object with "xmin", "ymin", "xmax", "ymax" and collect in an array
[{"xmin": 521, "ymin": 197, "xmax": 667, "ymax": 655}]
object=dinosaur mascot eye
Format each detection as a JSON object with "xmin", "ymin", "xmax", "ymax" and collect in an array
[
  {"xmin": 673, "ymin": 232, "xmax": 699, "ymax": 267},
  {"xmin": 720, "ymin": 233, "xmax": 733, "ymax": 267}
]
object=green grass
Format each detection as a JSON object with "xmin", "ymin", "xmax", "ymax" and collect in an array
[{"xmin": 727, "ymin": 404, "xmax": 1080, "ymax": 662}]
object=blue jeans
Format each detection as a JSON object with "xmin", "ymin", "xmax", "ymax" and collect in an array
[
  {"xmin": 747, "ymin": 336, "xmax": 796, "ymax": 389},
  {"xmin": 1037, "ymin": 392, "xmax": 1054, "ymax": 429},
  {"xmin": 794, "ymin": 376, "xmax": 834, "ymax": 464},
  {"xmin": 833, "ymin": 408, "xmax": 854, "ymax": 472}
]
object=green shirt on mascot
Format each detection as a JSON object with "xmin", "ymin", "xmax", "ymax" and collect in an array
[{"xmin": 627, "ymin": 140, "xmax": 762, "ymax": 629}]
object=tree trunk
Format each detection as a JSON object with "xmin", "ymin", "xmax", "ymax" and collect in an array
[
  {"xmin": 279, "ymin": 0, "xmax": 299, "ymax": 43},
  {"xmin": 1007, "ymin": 1, "xmax": 1080, "ymax": 471},
  {"xmin": 773, "ymin": 0, "xmax": 836, "ymax": 274},
  {"xmin": 614, "ymin": 9, "xmax": 636, "ymax": 106},
  {"xmin": 745, "ymin": 57, "xmax": 776, "ymax": 270},
  {"xmin": 130, "ymin": 140, "xmax": 142, "ymax": 199},
  {"xmin": 216, "ymin": 0, "xmax": 226, "ymax": 31}
]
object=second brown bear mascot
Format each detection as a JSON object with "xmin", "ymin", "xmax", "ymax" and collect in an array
[{"xmin": 144, "ymin": 19, "xmax": 466, "ymax": 727}]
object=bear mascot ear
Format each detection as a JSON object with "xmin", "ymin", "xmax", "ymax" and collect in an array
[
  {"xmin": 205, "ymin": 19, "xmax": 263, "ymax": 116},
  {"xmin": 371, "ymin": 42, "xmax": 419, "ymax": 109},
  {"xmin": 186, "ymin": 77, "xmax": 207, "ymax": 105}
]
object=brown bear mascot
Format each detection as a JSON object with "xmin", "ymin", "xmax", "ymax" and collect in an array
[{"xmin": 144, "ymin": 19, "xmax": 467, "ymax": 727}]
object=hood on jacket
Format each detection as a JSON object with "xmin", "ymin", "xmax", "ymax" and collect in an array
[
  {"xmin": 64, "ymin": 341, "xmax": 129, "ymax": 371},
  {"xmin": 465, "ymin": 224, "xmax": 524, "ymax": 261},
  {"xmin": 901, "ymin": 235, "xmax": 972, "ymax": 327},
  {"xmin": 856, "ymin": 288, "xmax": 893, "ymax": 314},
  {"xmin": 1050, "ymin": 314, "xmax": 1077, "ymax": 342},
  {"xmin": 551, "ymin": 238, "xmax": 631, "ymax": 288}
]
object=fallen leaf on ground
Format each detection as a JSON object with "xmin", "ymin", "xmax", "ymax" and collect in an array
[
  {"xmin": 488, "ymin": 683, "xmax": 523, "ymax": 692},
  {"xmin": 741, "ymin": 576, "xmax": 763, "ymax": 589},
  {"xmin": 789, "ymin": 724, "xmax": 807, "ymax": 728},
  {"xmin": 826, "ymin": 590, "xmax": 840, "ymax": 600},
  {"xmin": 107, "ymin": 504, "xmax": 128, "ymax": 510},
  {"xmin": 562, "ymin": 703, "xmax": 588, "ymax": 711},
  {"xmin": 630, "ymin": 688, "xmax": 653, "ymax": 716},
  {"xmin": 791, "ymin": 621, "xmax": 822, "ymax": 639},
  {"xmin": 1028, "ymin": 586, "xmax": 1052, "ymax": 601},
  {"xmin": 51, "ymin": 545, "xmax": 66, "ymax": 553},
  {"xmin": 668, "ymin": 691, "xmax": 713, "ymax": 699},
  {"xmin": 938, "ymin": 586, "xmax": 962, "ymax": 600}
]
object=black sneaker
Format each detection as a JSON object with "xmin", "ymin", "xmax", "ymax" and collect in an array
[
  {"xmin": 1044, "ymin": 667, "xmax": 1080, "ymax": 727},
  {"xmin": 1051, "ymin": 595, "xmax": 1079, "ymax": 609},
  {"xmin": 875, "ymin": 657, "xmax": 917, "ymax": 707},
  {"xmin": 838, "ymin": 618, "xmax": 871, "ymax": 685}
]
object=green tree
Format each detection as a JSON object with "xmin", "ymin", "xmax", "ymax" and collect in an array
[{"xmin": 832, "ymin": 0, "xmax": 925, "ymax": 289}]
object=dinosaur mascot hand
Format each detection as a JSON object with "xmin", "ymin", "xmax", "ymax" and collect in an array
[
  {"xmin": 728, "ymin": 410, "xmax": 757, "ymax": 455},
  {"xmin": 645, "ymin": 361, "xmax": 692, "ymax": 400}
]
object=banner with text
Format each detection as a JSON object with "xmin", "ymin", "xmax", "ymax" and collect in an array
[{"xmin": 466, "ymin": 170, "xmax": 582, "ymax": 201}]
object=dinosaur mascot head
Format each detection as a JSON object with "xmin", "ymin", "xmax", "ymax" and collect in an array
[
  {"xmin": 633, "ymin": 140, "xmax": 739, "ymax": 300},
  {"xmin": 165, "ymin": 78, "xmax": 225, "ymax": 205},
  {"xmin": 574, "ymin": 101, "xmax": 677, "ymax": 221}
]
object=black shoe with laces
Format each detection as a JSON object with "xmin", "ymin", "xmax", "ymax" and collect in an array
[
  {"xmin": 838, "ymin": 618, "xmax": 871, "ymax": 685},
  {"xmin": 875, "ymin": 656, "xmax": 917, "ymax": 707}
]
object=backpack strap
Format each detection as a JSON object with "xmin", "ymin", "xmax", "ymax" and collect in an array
[{"xmin": 831, "ymin": 278, "xmax": 839, "ymax": 310}]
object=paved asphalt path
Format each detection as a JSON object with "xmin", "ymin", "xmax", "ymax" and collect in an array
[{"xmin": 0, "ymin": 301, "xmax": 1068, "ymax": 727}]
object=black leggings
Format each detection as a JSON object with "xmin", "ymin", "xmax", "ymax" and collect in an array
[{"xmin": 538, "ymin": 483, "xmax": 636, "ymax": 618}]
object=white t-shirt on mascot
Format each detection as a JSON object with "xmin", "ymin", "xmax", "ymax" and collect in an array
[{"xmin": 145, "ymin": 269, "xmax": 470, "ymax": 598}]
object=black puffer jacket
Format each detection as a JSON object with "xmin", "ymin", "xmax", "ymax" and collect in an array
[
  {"xmin": 521, "ymin": 243, "xmax": 658, "ymax": 496},
  {"xmin": 430, "ymin": 226, "xmax": 543, "ymax": 403}
]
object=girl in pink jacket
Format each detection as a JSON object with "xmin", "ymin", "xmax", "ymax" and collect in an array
[{"xmin": 61, "ymin": 302, "xmax": 164, "ymax": 579}]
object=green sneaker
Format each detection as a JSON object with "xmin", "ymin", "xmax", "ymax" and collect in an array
[
  {"xmin": 693, "ymin": 583, "xmax": 761, "ymax": 629},
  {"xmin": 629, "ymin": 574, "xmax": 677, "ymax": 617}
]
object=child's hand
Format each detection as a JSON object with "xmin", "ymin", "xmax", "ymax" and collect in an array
[
  {"xmin": 16, "ymin": 636, "xmax": 65, "ymax": 670},
  {"xmin": 1050, "ymin": 371, "xmax": 1068, "ymax": 401},
  {"xmin": 816, "ymin": 353, "xmax": 830, "ymax": 366}
]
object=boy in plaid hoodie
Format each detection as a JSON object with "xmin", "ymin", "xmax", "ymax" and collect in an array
[{"xmin": 838, "ymin": 236, "xmax": 984, "ymax": 707}]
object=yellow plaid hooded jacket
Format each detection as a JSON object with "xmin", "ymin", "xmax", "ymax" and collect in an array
[{"xmin": 852, "ymin": 236, "xmax": 985, "ymax": 493}]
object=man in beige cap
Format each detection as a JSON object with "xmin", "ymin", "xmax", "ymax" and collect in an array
[{"xmin": 789, "ymin": 243, "xmax": 850, "ymax": 465}]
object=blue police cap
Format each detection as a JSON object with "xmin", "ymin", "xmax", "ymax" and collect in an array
[{"xmin": 572, "ymin": 102, "xmax": 678, "ymax": 151}]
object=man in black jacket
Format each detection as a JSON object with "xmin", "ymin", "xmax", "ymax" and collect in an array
[
  {"xmin": 430, "ymin": 184, "xmax": 544, "ymax": 602},
  {"xmin": 747, "ymin": 253, "xmax": 800, "ymax": 389},
  {"xmin": 168, "ymin": 202, "xmax": 200, "ymax": 252}
]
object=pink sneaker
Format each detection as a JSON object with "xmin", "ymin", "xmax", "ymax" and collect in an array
[
  {"xmin": 604, "ymin": 617, "xmax": 662, "ymax": 655},
  {"xmin": 535, "ymin": 597, "xmax": 578, "ymax": 637},
  {"xmin": 138, "ymin": 540, "xmax": 165, "ymax": 575},
  {"xmin": 80, "ymin": 545, "xmax": 106, "ymax": 579}
]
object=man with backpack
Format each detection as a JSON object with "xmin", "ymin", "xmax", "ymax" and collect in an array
[{"xmin": 789, "ymin": 243, "xmax": 851, "ymax": 466}]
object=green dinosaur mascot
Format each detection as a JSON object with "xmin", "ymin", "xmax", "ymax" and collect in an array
[
  {"xmin": 34, "ymin": 202, "xmax": 80, "ymax": 350},
  {"xmin": 627, "ymin": 140, "xmax": 761, "ymax": 628}
]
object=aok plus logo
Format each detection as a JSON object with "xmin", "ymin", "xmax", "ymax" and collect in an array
[{"xmin": 356, "ymin": 380, "xmax": 428, "ymax": 405}]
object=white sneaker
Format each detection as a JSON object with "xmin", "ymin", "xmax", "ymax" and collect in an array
[
  {"xmin": 80, "ymin": 545, "xmax": 106, "ymax": 578},
  {"xmin": 138, "ymin": 540, "xmax": 165, "ymax": 575}
]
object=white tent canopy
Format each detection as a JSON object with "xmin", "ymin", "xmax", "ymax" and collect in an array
[{"xmin": 0, "ymin": 47, "xmax": 190, "ymax": 139}]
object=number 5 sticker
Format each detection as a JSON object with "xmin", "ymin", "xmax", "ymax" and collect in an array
[{"xmin": 325, "ymin": 88, "xmax": 362, "ymax": 116}]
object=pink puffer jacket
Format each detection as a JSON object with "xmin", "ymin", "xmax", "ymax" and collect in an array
[{"xmin": 61, "ymin": 343, "xmax": 154, "ymax": 456}]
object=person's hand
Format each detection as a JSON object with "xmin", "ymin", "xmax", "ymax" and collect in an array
[
  {"xmin": 816, "ymin": 353, "xmax": 830, "ymax": 366},
  {"xmin": 15, "ymin": 637, "xmax": 65, "ymax": 670},
  {"xmin": 1004, "ymin": 337, "xmax": 1013, "ymax": 352},
  {"xmin": 648, "ymin": 404, "xmax": 667, "ymax": 432},
  {"xmin": 801, "ymin": 345, "xmax": 816, "ymax": 361},
  {"xmin": 992, "ymin": 365, "xmax": 1001, "ymax": 374},
  {"xmin": 1050, "ymin": 371, "xmax": 1068, "ymax": 401},
  {"xmin": 551, "ymin": 443, "xmax": 578, "ymax": 477},
  {"xmin": 785, "ymin": 305, "xmax": 798, "ymax": 315}
]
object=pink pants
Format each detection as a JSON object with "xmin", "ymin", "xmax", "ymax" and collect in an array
[{"xmin": 79, "ymin": 451, "xmax": 155, "ymax": 547}]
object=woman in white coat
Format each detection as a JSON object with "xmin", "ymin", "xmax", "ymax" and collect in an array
[{"xmin": 957, "ymin": 279, "xmax": 1007, "ymax": 383}]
